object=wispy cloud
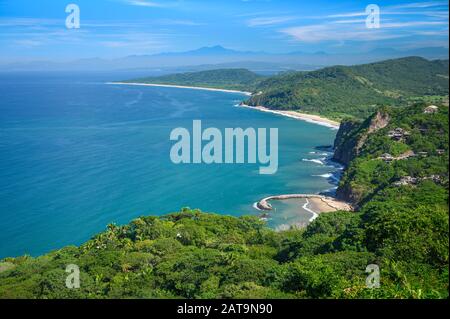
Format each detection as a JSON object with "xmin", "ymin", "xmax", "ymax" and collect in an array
[
  {"xmin": 247, "ymin": 16, "xmax": 297, "ymax": 27},
  {"xmin": 123, "ymin": 0, "xmax": 172, "ymax": 7},
  {"xmin": 284, "ymin": 1, "xmax": 448, "ymax": 44},
  {"xmin": 0, "ymin": 18, "xmax": 60, "ymax": 27},
  {"xmin": 281, "ymin": 24, "xmax": 402, "ymax": 43},
  {"xmin": 327, "ymin": 12, "xmax": 366, "ymax": 18},
  {"xmin": 155, "ymin": 19, "xmax": 205, "ymax": 26},
  {"xmin": 327, "ymin": 1, "xmax": 449, "ymax": 18},
  {"xmin": 389, "ymin": 1, "xmax": 448, "ymax": 9},
  {"xmin": 13, "ymin": 39, "xmax": 43, "ymax": 47},
  {"xmin": 382, "ymin": 21, "xmax": 448, "ymax": 28}
]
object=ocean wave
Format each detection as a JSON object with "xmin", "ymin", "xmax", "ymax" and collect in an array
[
  {"xmin": 313, "ymin": 173, "xmax": 340, "ymax": 182},
  {"xmin": 313, "ymin": 173, "xmax": 333, "ymax": 178},
  {"xmin": 302, "ymin": 158, "xmax": 325, "ymax": 165},
  {"xmin": 309, "ymin": 151, "xmax": 330, "ymax": 156},
  {"xmin": 321, "ymin": 186, "xmax": 339, "ymax": 196},
  {"xmin": 303, "ymin": 198, "xmax": 318, "ymax": 222},
  {"xmin": 252, "ymin": 202, "xmax": 262, "ymax": 211}
]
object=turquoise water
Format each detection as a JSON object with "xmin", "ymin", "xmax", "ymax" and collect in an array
[
  {"xmin": 0, "ymin": 72, "xmax": 339, "ymax": 258},
  {"xmin": 265, "ymin": 198, "xmax": 313, "ymax": 231}
]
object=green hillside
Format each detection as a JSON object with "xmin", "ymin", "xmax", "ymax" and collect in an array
[
  {"xmin": 246, "ymin": 57, "xmax": 449, "ymax": 120},
  {"xmin": 335, "ymin": 103, "xmax": 449, "ymax": 205},
  {"xmin": 0, "ymin": 102, "xmax": 448, "ymax": 299},
  {"xmin": 124, "ymin": 57, "xmax": 448, "ymax": 121},
  {"xmin": 124, "ymin": 68, "xmax": 265, "ymax": 92}
]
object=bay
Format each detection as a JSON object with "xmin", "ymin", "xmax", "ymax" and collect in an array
[{"xmin": 0, "ymin": 72, "xmax": 338, "ymax": 258}]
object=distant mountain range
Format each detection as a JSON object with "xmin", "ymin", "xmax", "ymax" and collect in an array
[{"xmin": 0, "ymin": 45, "xmax": 448, "ymax": 73}]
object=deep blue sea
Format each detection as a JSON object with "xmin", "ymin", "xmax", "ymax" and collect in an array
[{"xmin": 0, "ymin": 72, "xmax": 339, "ymax": 258}]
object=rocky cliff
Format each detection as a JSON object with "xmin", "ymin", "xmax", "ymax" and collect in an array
[
  {"xmin": 333, "ymin": 109, "xmax": 391, "ymax": 204},
  {"xmin": 333, "ymin": 109, "xmax": 390, "ymax": 166},
  {"xmin": 333, "ymin": 119, "xmax": 361, "ymax": 166}
]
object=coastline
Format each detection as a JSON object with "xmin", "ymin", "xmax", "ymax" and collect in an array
[
  {"xmin": 239, "ymin": 104, "xmax": 340, "ymax": 129},
  {"xmin": 109, "ymin": 80, "xmax": 345, "ymax": 227},
  {"xmin": 241, "ymin": 103, "xmax": 344, "ymax": 225},
  {"xmin": 255, "ymin": 194, "xmax": 353, "ymax": 225},
  {"xmin": 106, "ymin": 82, "xmax": 253, "ymax": 96},
  {"xmin": 107, "ymin": 82, "xmax": 339, "ymax": 129}
]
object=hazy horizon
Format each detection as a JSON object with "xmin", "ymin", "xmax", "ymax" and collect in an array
[{"xmin": 0, "ymin": 0, "xmax": 448, "ymax": 67}]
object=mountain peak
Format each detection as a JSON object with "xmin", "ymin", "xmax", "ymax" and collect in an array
[{"xmin": 189, "ymin": 45, "xmax": 240, "ymax": 55}]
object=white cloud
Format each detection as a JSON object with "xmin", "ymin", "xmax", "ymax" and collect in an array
[
  {"xmin": 327, "ymin": 1, "xmax": 448, "ymax": 19},
  {"xmin": 13, "ymin": 39, "xmax": 43, "ymax": 47},
  {"xmin": 327, "ymin": 12, "xmax": 366, "ymax": 18},
  {"xmin": 281, "ymin": 24, "xmax": 405, "ymax": 43},
  {"xmin": 382, "ymin": 21, "xmax": 448, "ymax": 28},
  {"xmin": 332, "ymin": 19, "xmax": 367, "ymax": 24},
  {"xmin": 247, "ymin": 16, "xmax": 297, "ymax": 27},
  {"xmin": 297, "ymin": 1, "xmax": 449, "ymax": 44},
  {"xmin": 0, "ymin": 18, "xmax": 60, "ymax": 27},
  {"xmin": 281, "ymin": 15, "xmax": 449, "ymax": 44},
  {"xmin": 123, "ymin": 0, "xmax": 170, "ymax": 7},
  {"xmin": 389, "ymin": 1, "xmax": 448, "ymax": 9},
  {"xmin": 155, "ymin": 19, "xmax": 205, "ymax": 26}
]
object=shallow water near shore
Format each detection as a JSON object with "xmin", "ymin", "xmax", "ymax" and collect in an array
[
  {"xmin": 0, "ymin": 72, "xmax": 339, "ymax": 258},
  {"xmin": 265, "ymin": 198, "xmax": 314, "ymax": 231}
]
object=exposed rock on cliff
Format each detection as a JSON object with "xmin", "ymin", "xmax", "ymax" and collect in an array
[
  {"xmin": 333, "ymin": 119, "xmax": 361, "ymax": 166},
  {"xmin": 333, "ymin": 109, "xmax": 392, "ymax": 204},
  {"xmin": 333, "ymin": 109, "xmax": 390, "ymax": 166}
]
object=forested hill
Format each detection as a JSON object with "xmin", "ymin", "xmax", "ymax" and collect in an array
[
  {"xmin": 0, "ymin": 102, "xmax": 448, "ymax": 299},
  {"xmin": 333, "ymin": 102, "xmax": 448, "ymax": 206},
  {"xmin": 246, "ymin": 57, "xmax": 449, "ymax": 120},
  {"xmin": 123, "ymin": 68, "xmax": 265, "ymax": 92},
  {"xmin": 123, "ymin": 57, "xmax": 449, "ymax": 120}
]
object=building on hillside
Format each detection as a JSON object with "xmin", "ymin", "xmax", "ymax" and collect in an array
[
  {"xmin": 423, "ymin": 105, "xmax": 439, "ymax": 114},
  {"xmin": 394, "ymin": 176, "xmax": 418, "ymax": 186},
  {"xmin": 379, "ymin": 153, "xmax": 394, "ymax": 162},
  {"xmin": 387, "ymin": 128, "xmax": 411, "ymax": 141},
  {"xmin": 417, "ymin": 151, "xmax": 428, "ymax": 157}
]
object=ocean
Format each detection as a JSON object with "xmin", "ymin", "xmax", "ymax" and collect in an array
[{"xmin": 0, "ymin": 72, "xmax": 339, "ymax": 258}]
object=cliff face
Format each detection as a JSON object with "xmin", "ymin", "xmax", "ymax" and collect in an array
[
  {"xmin": 333, "ymin": 110, "xmax": 390, "ymax": 166},
  {"xmin": 333, "ymin": 120, "xmax": 361, "ymax": 166},
  {"xmin": 333, "ymin": 109, "xmax": 391, "ymax": 204}
]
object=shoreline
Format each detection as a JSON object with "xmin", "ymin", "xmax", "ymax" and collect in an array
[
  {"xmin": 239, "ymin": 104, "xmax": 340, "ymax": 129},
  {"xmin": 107, "ymin": 82, "xmax": 339, "ymax": 129},
  {"xmin": 255, "ymin": 194, "xmax": 353, "ymax": 225},
  {"xmin": 302, "ymin": 198, "xmax": 318, "ymax": 222},
  {"xmin": 108, "ymin": 80, "xmax": 344, "ymax": 226},
  {"xmin": 106, "ymin": 82, "xmax": 253, "ymax": 96}
]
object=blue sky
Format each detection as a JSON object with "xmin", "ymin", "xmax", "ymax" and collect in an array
[{"xmin": 0, "ymin": 0, "xmax": 448, "ymax": 61}]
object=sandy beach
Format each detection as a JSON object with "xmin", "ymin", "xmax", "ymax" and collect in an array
[
  {"xmin": 256, "ymin": 194, "xmax": 353, "ymax": 224},
  {"xmin": 107, "ymin": 82, "xmax": 339, "ymax": 129},
  {"xmin": 308, "ymin": 196, "xmax": 352, "ymax": 213},
  {"xmin": 239, "ymin": 104, "xmax": 340, "ymax": 129},
  {"xmin": 107, "ymin": 82, "xmax": 253, "ymax": 96}
]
